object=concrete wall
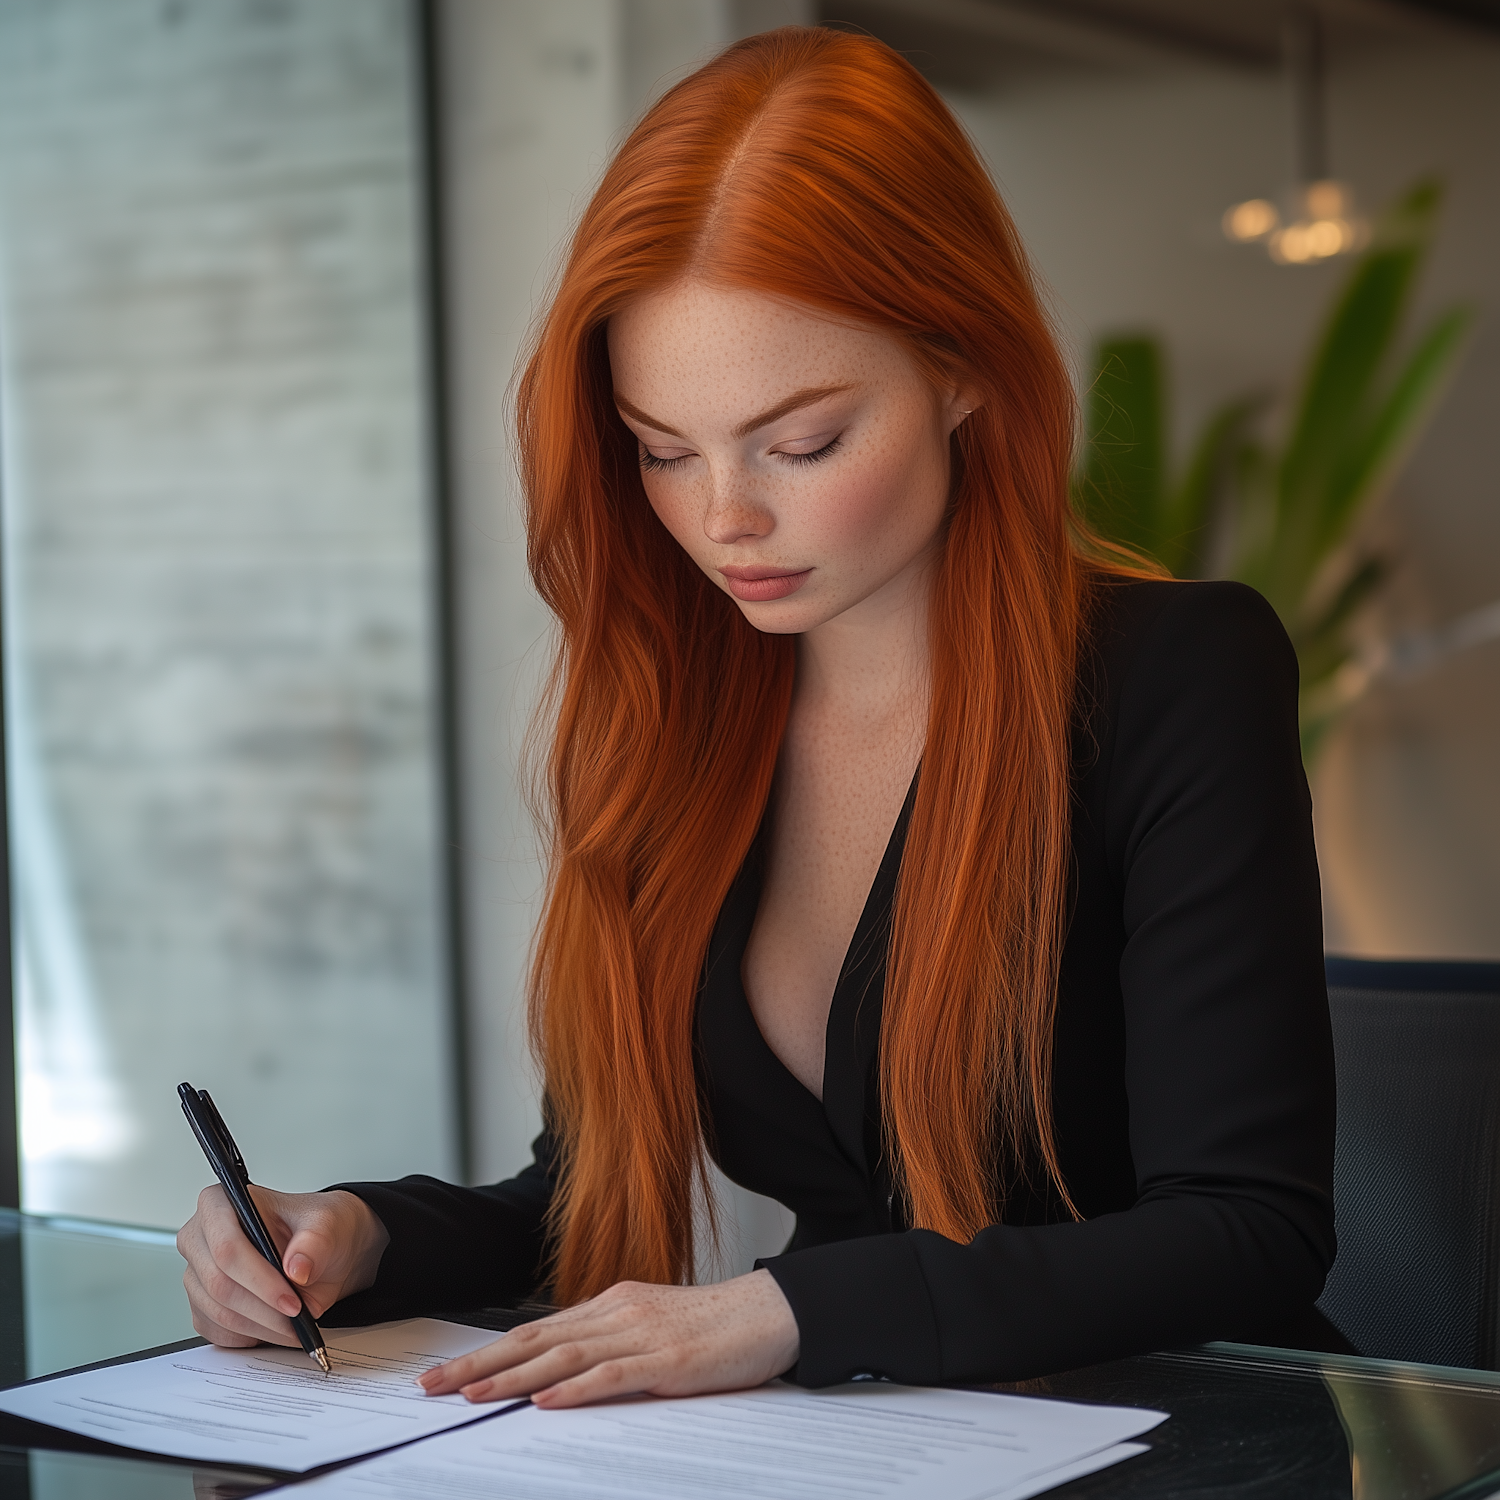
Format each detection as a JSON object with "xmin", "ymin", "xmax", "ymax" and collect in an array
[
  {"xmin": 0, "ymin": 0, "xmax": 455, "ymax": 1227},
  {"xmin": 948, "ymin": 30, "xmax": 1500, "ymax": 959}
]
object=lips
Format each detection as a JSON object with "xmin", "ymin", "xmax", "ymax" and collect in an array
[{"xmin": 718, "ymin": 566, "xmax": 812, "ymax": 602}]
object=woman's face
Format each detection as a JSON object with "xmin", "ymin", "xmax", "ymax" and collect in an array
[{"xmin": 608, "ymin": 282, "xmax": 971, "ymax": 637}]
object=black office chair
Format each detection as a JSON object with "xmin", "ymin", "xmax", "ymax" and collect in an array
[{"xmin": 1317, "ymin": 955, "xmax": 1500, "ymax": 1369}]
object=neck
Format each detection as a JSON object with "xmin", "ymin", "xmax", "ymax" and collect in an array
[{"xmin": 794, "ymin": 549, "xmax": 934, "ymax": 727}]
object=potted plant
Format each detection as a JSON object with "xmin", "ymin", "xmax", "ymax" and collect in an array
[{"xmin": 1074, "ymin": 180, "xmax": 1474, "ymax": 756}]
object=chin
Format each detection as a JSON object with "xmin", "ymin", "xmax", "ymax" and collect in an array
[{"xmin": 732, "ymin": 599, "xmax": 827, "ymax": 636}]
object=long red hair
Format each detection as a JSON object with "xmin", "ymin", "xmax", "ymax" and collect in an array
[{"xmin": 519, "ymin": 27, "xmax": 1107, "ymax": 1303}]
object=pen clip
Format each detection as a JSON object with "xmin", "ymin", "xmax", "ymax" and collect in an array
[
  {"xmin": 197, "ymin": 1089, "xmax": 250, "ymax": 1185},
  {"xmin": 180, "ymin": 1098, "xmax": 222, "ymax": 1173}
]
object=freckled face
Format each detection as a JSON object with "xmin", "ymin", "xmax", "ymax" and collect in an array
[{"xmin": 607, "ymin": 282, "xmax": 969, "ymax": 635}]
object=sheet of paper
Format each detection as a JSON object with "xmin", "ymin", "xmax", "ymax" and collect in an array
[
  {"xmin": 0, "ymin": 1318, "xmax": 509, "ymax": 1472},
  {"xmin": 290, "ymin": 1380, "xmax": 1167, "ymax": 1500},
  {"xmin": 984, "ymin": 1442, "xmax": 1150, "ymax": 1500}
]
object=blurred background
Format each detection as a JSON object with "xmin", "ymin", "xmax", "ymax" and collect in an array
[{"xmin": 0, "ymin": 0, "xmax": 1493, "ymax": 1286}]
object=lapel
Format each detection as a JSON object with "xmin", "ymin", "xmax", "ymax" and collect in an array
[{"xmin": 820, "ymin": 771, "xmax": 919, "ymax": 1179}]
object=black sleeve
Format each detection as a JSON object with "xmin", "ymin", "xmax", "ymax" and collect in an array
[
  {"xmin": 761, "ymin": 581, "xmax": 1338, "ymax": 1386},
  {"xmin": 320, "ymin": 1130, "xmax": 558, "ymax": 1325}
]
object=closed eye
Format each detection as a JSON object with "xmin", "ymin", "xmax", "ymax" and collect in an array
[
  {"xmin": 775, "ymin": 435, "xmax": 843, "ymax": 467},
  {"xmin": 639, "ymin": 447, "xmax": 690, "ymax": 473},
  {"xmin": 637, "ymin": 433, "xmax": 844, "ymax": 473}
]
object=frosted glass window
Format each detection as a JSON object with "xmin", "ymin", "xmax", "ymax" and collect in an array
[{"xmin": 0, "ymin": 0, "xmax": 457, "ymax": 1228}]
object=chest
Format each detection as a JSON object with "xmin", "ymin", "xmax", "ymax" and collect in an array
[{"xmin": 740, "ymin": 707, "xmax": 922, "ymax": 1099}]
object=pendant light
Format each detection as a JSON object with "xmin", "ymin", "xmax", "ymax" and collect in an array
[{"xmin": 1222, "ymin": 7, "xmax": 1368, "ymax": 264}]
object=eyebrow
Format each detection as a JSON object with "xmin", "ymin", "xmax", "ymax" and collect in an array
[{"xmin": 613, "ymin": 383, "xmax": 856, "ymax": 443}]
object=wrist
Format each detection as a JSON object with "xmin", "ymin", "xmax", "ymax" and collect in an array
[
  {"xmin": 748, "ymin": 1267, "xmax": 800, "ymax": 1372},
  {"xmin": 330, "ymin": 1190, "xmax": 390, "ymax": 1296}
]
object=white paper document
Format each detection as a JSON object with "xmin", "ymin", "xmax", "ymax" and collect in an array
[
  {"xmin": 291, "ymin": 1380, "xmax": 1168, "ymax": 1500},
  {"xmin": 0, "ymin": 1318, "xmax": 509, "ymax": 1472}
]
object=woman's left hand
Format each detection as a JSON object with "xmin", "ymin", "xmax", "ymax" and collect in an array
[{"xmin": 417, "ymin": 1268, "xmax": 799, "ymax": 1409}]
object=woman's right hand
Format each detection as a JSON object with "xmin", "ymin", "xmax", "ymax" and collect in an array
[{"xmin": 177, "ymin": 1185, "xmax": 390, "ymax": 1349}]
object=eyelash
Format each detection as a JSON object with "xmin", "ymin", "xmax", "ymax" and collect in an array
[{"xmin": 637, "ymin": 435, "xmax": 844, "ymax": 473}]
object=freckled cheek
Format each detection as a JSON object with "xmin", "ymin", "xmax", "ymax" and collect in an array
[{"xmin": 796, "ymin": 464, "xmax": 918, "ymax": 559}]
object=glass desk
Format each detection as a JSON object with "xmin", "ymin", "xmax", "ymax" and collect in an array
[{"xmin": 2, "ymin": 1208, "xmax": 1500, "ymax": 1498}]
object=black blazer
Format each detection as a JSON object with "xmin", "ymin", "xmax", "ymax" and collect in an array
[{"xmin": 330, "ymin": 579, "xmax": 1341, "ymax": 1385}]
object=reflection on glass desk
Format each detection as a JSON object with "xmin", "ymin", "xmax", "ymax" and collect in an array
[
  {"xmin": 3, "ymin": 1209, "xmax": 1500, "ymax": 1498},
  {"xmin": 12, "ymin": 1210, "xmax": 194, "ymax": 1383},
  {"xmin": 1002, "ymin": 1345, "xmax": 1500, "ymax": 1499}
]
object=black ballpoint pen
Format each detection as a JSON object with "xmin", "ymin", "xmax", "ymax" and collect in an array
[{"xmin": 178, "ymin": 1081, "xmax": 332, "ymax": 1374}]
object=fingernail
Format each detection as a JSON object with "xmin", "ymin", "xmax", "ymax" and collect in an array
[
  {"xmin": 417, "ymin": 1371, "xmax": 437, "ymax": 1389},
  {"xmin": 460, "ymin": 1381, "xmax": 487, "ymax": 1402},
  {"xmin": 278, "ymin": 1295, "xmax": 301, "ymax": 1316},
  {"xmin": 286, "ymin": 1255, "xmax": 311, "ymax": 1285}
]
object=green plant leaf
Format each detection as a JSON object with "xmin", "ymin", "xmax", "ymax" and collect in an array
[
  {"xmin": 1281, "ymin": 178, "xmax": 1443, "ymax": 482},
  {"xmin": 1317, "ymin": 305, "xmax": 1474, "ymax": 554},
  {"xmin": 1266, "ymin": 180, "xmax": 1446, "ymax": 610},
  {"xmin": 1298, "ymin": 554, "xmax": 1388, "ymax": 650},
  {"xmin": 1226, "ymin": 439, "xmax": 1278, "ymax": 595},
  {"xmin": 1162, "ymin": 394, "xmax": 1264, "ymax": 577},
  {"xmin": 1295, "ymin": 555, "xmax": 1388, "ymax": 687},
  {"xmin": 1078, "ymin": 337, "xmax": 1166, "ymax": 560},
  {"xmin": 1281, "ymin": 238, "xmax": 1425, "ymax": 484}
]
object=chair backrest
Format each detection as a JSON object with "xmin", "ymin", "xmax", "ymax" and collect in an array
[{"xmin": 1318, "ymin": 956, "xmax": 1500, "ymax": 1369}]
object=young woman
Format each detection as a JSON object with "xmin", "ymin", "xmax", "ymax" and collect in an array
[{"xmin": 178, "ymin": 28, "xmax": 1341, "ymax": 1408}]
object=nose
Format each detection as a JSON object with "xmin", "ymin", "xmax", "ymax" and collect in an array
[{"xmin": 702, "ymin": 469, "xmax": 773, "ymax": 547}]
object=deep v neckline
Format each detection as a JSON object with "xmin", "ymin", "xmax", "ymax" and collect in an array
[{"xmin": 732, "ymin": 770, "xmax": 919, "ymax": 1163}]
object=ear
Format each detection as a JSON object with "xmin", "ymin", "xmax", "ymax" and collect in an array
[{"xmin": 942, "ymin": 380, "xmax": 982, "ymax": 435}]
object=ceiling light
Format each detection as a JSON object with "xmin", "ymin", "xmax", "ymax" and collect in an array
[{"xmin": 1223, "ymin": 8, "xmax": 1367, "ymax": 266}]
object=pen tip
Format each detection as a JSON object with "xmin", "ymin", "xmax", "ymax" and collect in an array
[{"xmin": 314, "ymin": 1349, "xmax": 332, "ymax": 1374}]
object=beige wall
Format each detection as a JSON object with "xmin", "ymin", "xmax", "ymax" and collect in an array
[{"xmin": 950, "ymin": 34, "xmax": 1500, "ymax": 960}]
